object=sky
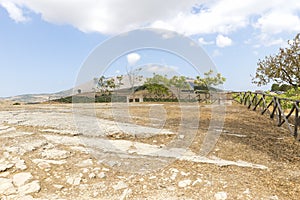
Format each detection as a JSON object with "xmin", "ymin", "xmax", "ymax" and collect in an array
[{"xmin": 0, "ymin": 0, "xmax": 300, "ymax": 97}]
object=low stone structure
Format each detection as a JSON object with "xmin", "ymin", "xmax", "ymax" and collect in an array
[{"xmin": 126, "ymin": 95, "xmax": 143, "ymax": 103}]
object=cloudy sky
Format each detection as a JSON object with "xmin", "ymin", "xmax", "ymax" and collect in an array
[{"xmin": 0, "ymin": 0, "xmax": 300, "ymax": 96}]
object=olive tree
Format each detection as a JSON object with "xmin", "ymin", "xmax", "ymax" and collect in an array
[
  {"xmin": 194, "ymin": 70, "xmax": 226, "ymax": 90},
  {"xmin": 252, "ymin": 33, "xmax": 300, "ymax": 88}
]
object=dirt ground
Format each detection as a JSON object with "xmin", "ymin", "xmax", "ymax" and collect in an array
[{"xmin": 0, "ymin": 101, "xmax": 299, "ymax": 199}]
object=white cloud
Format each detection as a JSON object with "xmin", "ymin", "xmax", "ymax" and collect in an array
[
  {"xmin": 0, "ymin": 0, "xmax": 300, "ymax": 37},
  {"xmin": 0, "ymin": 0, "xmax": 28, "ymax": 22},
  {"xmin": 216, "ymin": 34, "xmax": 232, "ymax": 47},
  {"xmin": 145, "ymin": 64, "xmax": 178, "ymax": 74},
  {"xmin": 198, "ymin": 37, "xmax": 214, "ymax": 45},
  {"xmin": 254, "ymin": 11, "xmax": 300, "ymax": 34},
  {"xmin": 255, "ymin": 33, "xmax": 286, "ymax": 47},
  {"xmin": 127, "ymin": 53, "xmax": 141, "ymax": 66}
]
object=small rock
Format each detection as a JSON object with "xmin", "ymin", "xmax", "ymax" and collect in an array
[
  {"xmin": 37, "ymin": 162, "xmax": 51, "ymax": 170},
  {"xmin": 120, "ymin": 188, "xmax": 132, "ymax": 200},
  {"xmin": 79, "ymin": 184, "xmax": 88, "ymax": 190},
  {"xmin": 5, "ymin": 146, "xmax": 24, "ymax": 155},
  {"xmin": 98, "ymin": 172, "xmax": 106, "ymax": 179},
  {"xmin": 102, "ymin": 167, "xmax": 110, "ymax": 172},
  {"xmin": 170, "ymin": 172, "xmax": 177, "ymax": 180},
  {"xmin": 0, "ymin": 172, "xmax": 10, "ymax": 177},
  {"xmin": 73, "ymin": 177, "xmax": 81, "ymax": 185},
  {"xmin": 180, "ymin": 171, "xmax": 190, "ymax": 176},
  {"xmin": 13, "ymin": 172, "xmax": 33, "ymax": 187},
  {"xmin": 76, "ymin": 159, "xmax": 93, "ymax": 167},
  {"xmin": 41, "ymin": 149, "xmax": 70, "ymax": 160},
  {"xmin": 43, "ymin": 143, "xmax": 55, "ymax": 149},
  {"xmin": 149, "ymin": 176, "xmax": 156, "ymax": 180},
  {"xmin": 66, "ymin": 177, "xmax": 74, "ymax": 185},
  {"xmin": 170, "ymin": 168, "xmax": 179, "ymax": 173},
  {"xmin": 93, "ymin": 191, "xmax": 99, "ymax": 197},
  {"xmin": 179, "ymin": 135, "xmax": 185, "ymax": 139},
  {"xmin": 93, "ymin": 167, "xmax": 101, "ymax": 171},
  {"xmin": 243, "ymin": 188, "xmax": 250, "ymax": 195},
  {"xmin": 0, "ymin": 178, "xmax": 16, "ymax": 195},
  {"xmin": 113, "ymin": 181, "xmax": 128, "ymax": 191},
  {"xmin": 167, "ymin": 186, "xmax": 176, "ymax": 191},
  {"xmin": 214, "ymin": 191, "xmax": 227, "ymax": 200},
  {"xmin": 21, "ymin": 140, "xmax": 47, "ymax": 153},
  {"xmin": 0, "ymin": 162, "xmax": 14, "ymax": 172},
  {"xmin": 107, "ymin": 161, "xmax": 118, "ymax": 167},
  {"xmin": 66, "ymin": 176, "xmax": 81, "ymax": 185},
  {"xmin": 14, "ymin": 159, "xmax": 27, "ymax": 170},
  {"xmin": 269, "ymin": 195, "xmax": 279, "ymax": 200},
  {"xmin": 18, "ymin": 181, "xmax": 41, "ymax": 195},
  {"xmin": 89, "ymin": 173, "xmax": 96, "ymax": 179},
  {"xmin": 82, "ymin": 168, "xmax": 89, "ymax": 173},
  {"xmin": 192, "ymin": 178, "xmax": 203, "ymax": 186},
  {"xmin": 53, "ymin": 184, "xmax": 64, "ymax": 190},
  {"xmin": 204, "ymin": 180, "xmax": 212, "ymax": 187},
  {"xmin": 127, "ymin": 149, "xmax": 137, "ymax": 154},
  {"xmin": 178, "ymin": 179, "xmax": 192, "ymax": 188}
]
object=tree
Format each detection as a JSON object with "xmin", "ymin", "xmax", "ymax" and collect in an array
[
  {"xmin": 253, "ymin": 33, "xmax": 300, "ymax": 88},
  {"xmin": 97, "ymin": 76, "xmax": 116, "ymax": 95},
  {"xmin": 279, "ymin": 84, "xmax": 292, "ymax": 92},
  {"xmin": 271, "ymin": 83, "xmax": 280, "ymax": 91},
  {"xmin": 116, "ymin": 75, "xmax": 124, "ymax": 89},
  {"xmin": 114, "ymin": 75, "xmax": 123, "ymax": 100},
  {"xmin": 126, "ymin": 66, "xmax": 143, "ymax": 93},
  {"xmin": 144, "ymin": 74, "xmax": 170, "ymax": 98},
  {"xmin": 194, "ymin": 70, "xmax": 226, "ymax": 91},
  {"xmin": 169, "ymin": 76, "xmax": 191, "ymax": 99}
]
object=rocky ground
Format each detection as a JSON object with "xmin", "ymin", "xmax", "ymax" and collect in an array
[{"xmin": 0, "ymin": 101, "xmax": 299, "ymax": 199}]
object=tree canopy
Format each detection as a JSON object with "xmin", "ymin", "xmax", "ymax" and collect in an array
[
  {"xmin": 194, "ymin": 70, "xmax": 226, "ymax": 91},
  {"xmin": 97, "ymin": 76, "xmax": 116, "ymax": 95},
  {"xmin": 144, "ymin": 74, "xmax": 169, "ymax": 98},
  {"xmin": 253, "ymin": 33, "xmax": 300, "ymax": 88}
]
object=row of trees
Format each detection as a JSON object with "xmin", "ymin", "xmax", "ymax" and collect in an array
[
  {"xmin": 144, "ymin": 71, "xmax": 226, "ymax": 98},
  {"xmin": 92, "ymin": 70, "xmax": 226, "ymax": 98}
]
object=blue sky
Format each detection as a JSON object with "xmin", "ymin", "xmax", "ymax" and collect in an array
[{"xmin": 0, "ymin": 0, "xmax": 300, "ymax": 97}]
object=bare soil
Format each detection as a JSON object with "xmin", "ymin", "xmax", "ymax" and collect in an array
[{"xmin": 0, "ymin": 101, "xmax": 299, "ymax": 200}]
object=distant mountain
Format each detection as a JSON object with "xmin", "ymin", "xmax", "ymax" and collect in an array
[
  {"xmin": 2, "ymin": 89, "xmax": 73, "ymax": 103},
  {"xmin": 1, "ymin": 75, "xmax": 147, "ymax": 103}
]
